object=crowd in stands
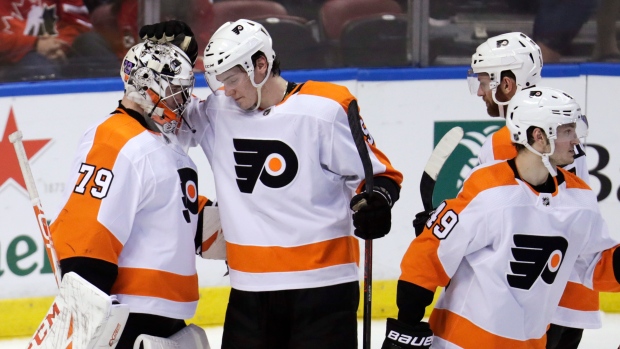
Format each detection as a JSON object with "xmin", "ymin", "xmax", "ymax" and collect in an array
[{"xmin": 1, "ymin": 0, "xmax": 619, "ymax": 83}]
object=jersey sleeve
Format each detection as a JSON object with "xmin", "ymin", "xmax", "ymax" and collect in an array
[
  {"xmin": 578, "ymin": 215, "xmax": 620, "ymax": 292},
  {"xmin": 51, "ymin": 132, "xmax": 149, "ymax": 268},
  {"xmin": 328, "ymin": 99, "xmax": 403, "ymax": 193}
]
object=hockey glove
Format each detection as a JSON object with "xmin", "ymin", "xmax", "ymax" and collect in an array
[
  {"xmin": 381, "ymin": 318, "xmax": 433, "ymax": 349},
  {"xmin": 412, "ymin": 209, "xmax": 433, "ymax": 237},
  {"xmin": 139, "ymin": 20, "xmax": 198, "ymax": 65},
  {"xmin": 350, "ymin": 186, "xmax": 392, "ymax": 240}
]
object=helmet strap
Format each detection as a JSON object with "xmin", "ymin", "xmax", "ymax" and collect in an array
[
  {"xmin": 524, "ymin": 142, "xmax": 557, "ymax": 176},
  {"xmin": 491, "ymin": 87, "xmax": 510, "ymax": 118},
  {"xmin": 252, "ymin": 85, "xmax": 263, "ymax": 111}
]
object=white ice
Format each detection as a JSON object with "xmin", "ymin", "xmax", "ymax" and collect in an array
[{"xmin": 2, "ymin": 315, "xmax": 619, "ymax": 348}]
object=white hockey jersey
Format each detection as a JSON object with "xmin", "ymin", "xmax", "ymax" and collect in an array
[
  {"xmin": 477, "ymin": 125, "xmax": 598, "ymax": 328},
  {"xmin": 51, "ymin": 106, "xmax": 201, "ymax": 319},
  {"xmin": 400, "ymin": 160, "xmax": 620, "ymax": 348},
  {"xmin": 185, "ymin": 81, "xmax": 403, "ymax": 291}
]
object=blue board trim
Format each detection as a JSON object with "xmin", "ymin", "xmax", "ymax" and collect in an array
[{"xmin": 1, "ymin": 63, "xmax": 618, "ymax": 97}]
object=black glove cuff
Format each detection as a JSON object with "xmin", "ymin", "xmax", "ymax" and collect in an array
[
  {"xmin": 374, "ymin": 176, "xmax": 400, "ymax": 204},
  {"xmin": 373, "ymin": 186, "xmax": 393, "ymax": 207}
]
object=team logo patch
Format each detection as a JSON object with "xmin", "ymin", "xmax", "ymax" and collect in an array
[
  {"xmin": 233, "ymin": 139, "xmax": 298, "ymax": 193},
  {"xmin": 123, "ymin": 59, "xmax": 134, "ymax": 75},
  {"xmin": 507, "ymin": 234, "xmax": 568, "ymax": 290},
  {"xmin": 178, "ymin": 168, "xmax": 199, "ymax": 223}
]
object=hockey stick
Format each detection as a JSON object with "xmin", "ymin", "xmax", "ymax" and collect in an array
[
  {"xmin": 9, "ymin": 130, "xmax": 62, "ymax": 286},
  {"xmin": 346, "ymin": 99, "xmax": 374, "ymax": 349},
  {"xmin": 420, "ymin": 127, "xmax": 464, "ymax": 211}
]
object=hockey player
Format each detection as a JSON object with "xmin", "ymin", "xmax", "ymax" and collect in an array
[
  {"xmin": 48, "ymin": 41, "xmax": 211, "ymax": 348},
  {"xmin": 139, "ymin": 19, "xmax": 403, "ymax": 348},
  {"xmin": 382, "ymin": 87, "xmax": 620, "ymax": 349},
  {"xmin": 468, "ymin": 32, "xmax": 595, "ymax": 349}
]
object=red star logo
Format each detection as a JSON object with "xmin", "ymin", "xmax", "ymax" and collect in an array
[{"xmin": 0, "ymin": 107, "xmax": 51, "ymax": 191}]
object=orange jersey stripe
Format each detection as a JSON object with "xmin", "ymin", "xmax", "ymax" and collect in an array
[
  {"xmin": 112, "ymin": 267, "xmax": 199, "ymax": 302},
  {"xmin": 558, "ymin": 281, "xmax": 600, "ymax": 311},
  {"xmin": 227, "ymin": 236, "xmax": 359, "ymax": 273},
  {"xmin": 492, "ymin": 126, "xmax": 517, "ymax": 160},
  {"xmin": 297, "ymin": 81, "xmax": 403, "ymax": 191},
  {"xmin": 593, "ymin": 245, "xmax": 620, "ymax": 292},
  {"xmin": 430, "ymin": 308, "xmax": 546, "ymax": 349},
  {"xmin": 52, "ymin": 111, "xmax": 144, "ymax": 264}
]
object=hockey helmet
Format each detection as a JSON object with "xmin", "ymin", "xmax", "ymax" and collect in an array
[{"xmin": 120, "ymin": 41, "xmax": 195, "ymax": 133}]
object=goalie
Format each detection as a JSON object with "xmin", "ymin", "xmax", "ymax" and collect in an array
[{"xmin": 36, "ymin": 40, "xmax": 217, "ymax": 348}]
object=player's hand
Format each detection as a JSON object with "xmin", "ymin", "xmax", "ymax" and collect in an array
[
  {"xmin": 139, "ymin": 20, "xmax": 198, "ymax": 65},
  {"xmin": 350, "ymin": 186, "xmax": 392, "ymax": 240},
  {"xmin": 381, "ymin": 318, "xmax": 433, "ymax": 349},
  {"xmin": 412, "ymin": 209, "xmax": 433, "ymax": 236}
]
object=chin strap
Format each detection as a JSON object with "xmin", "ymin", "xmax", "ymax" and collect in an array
[
  {"xmin": 491, "ymin": 87, "xmax": 510, "ymax": 118},
  {"xmin": 524, "ymin": 142, "xmax": 557, "ymax": 176},
  {"xmin": 251, "ymin": 85, "xmax": 263, "ymax": 111}
]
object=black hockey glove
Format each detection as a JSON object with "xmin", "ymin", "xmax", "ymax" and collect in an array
[
  {"xmin": 381, "ymin": 318, "xmax": 433, "ymax": 349},
  {"xmin": 350, "ymin": 186, "xmax": 392, "ymax": 240},
  {"xmin": 139, "ymin": 20, "xmax": 198, "ymax": 65},
  {"xmin": 412, "ymin": 209, "xmax": 433, "ymax": 237}
]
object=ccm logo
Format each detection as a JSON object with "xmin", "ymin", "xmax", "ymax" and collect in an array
[
  {"xmin": 387, "ymin": 330, "xmax": 433, "ymax": 346},
  {"xmin": 108, "ymin": 323, "xmax": 122, "ymax": 346}
]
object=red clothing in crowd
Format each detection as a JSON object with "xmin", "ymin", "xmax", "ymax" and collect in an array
[{"xmin": 0, "ymin": 0, "xmax": 91, "ymax": 64}]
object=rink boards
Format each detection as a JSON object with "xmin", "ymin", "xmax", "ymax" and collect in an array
[{"xmin": 1, "ymin": 65, "xmax": 620, "ymax": 338}]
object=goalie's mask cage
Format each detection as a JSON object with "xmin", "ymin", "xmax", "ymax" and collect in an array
[
  {"xmin": 506, "ymin": 87, "xmax": 588, "ymax": 175},
  {"xmin": 203, "ymin": 19, "xmax": 276, "ymax": 110},
  {"xmin": 467, "ymin": 32, "xmax": 543, "ymax": 106},
  {"xmin": 120, "ymin": 41, "xmax": 195, "ymax": 134}
]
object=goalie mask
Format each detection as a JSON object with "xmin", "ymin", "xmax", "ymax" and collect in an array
[
  {"xmin": 468, "ymin": 32, "xmax": 543, "ymax": 109},
  {"xmin": 203, "ymin": 19, "xmax": 275, "ymax": 110},
  {"xmin": 120, "ymin": 41, "xmax": 195, "ymax": 133},
  {"xmin": 506, "ymin": 87, "xmax": 588, "ymax": 176}
]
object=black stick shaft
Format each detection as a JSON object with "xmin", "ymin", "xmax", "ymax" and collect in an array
[{"xmin": 346, "ymin": 99, "xmax": 373, "ymax": 349}]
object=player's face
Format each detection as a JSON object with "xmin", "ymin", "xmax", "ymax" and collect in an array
[
  {"xmin": 549, "ymin": 123, "xmax": 580, "ymax": 166},
  {"xmin": 217, "ymin": 67, "xmax": 257, "ymax": 110},
  {"xmin": 477, "ymin": 74, "xmax": 501, "ymax": 117}
]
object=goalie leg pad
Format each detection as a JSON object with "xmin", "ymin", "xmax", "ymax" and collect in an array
[
  {"xmin": 27, "ymin": 272, "xmax": 130, "ymax": 349},
  {"xmin": 133, "ymin": 324, "xmax": 210, "ymax": 349}
]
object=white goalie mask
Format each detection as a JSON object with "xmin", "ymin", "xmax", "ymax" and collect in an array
[
  {"xmin": 468, "ymin": 32, "xmax": 543, "ymax": 107},
  {"xmin": 203, "ymin": 19, "xmax": 275, "ymax": 110},
  {"xmin": 120, "ymin": 41, "xmax": 195, "ymax": 133},
  {"xmin": 506, "ymin": 87, "xmax": 588, "ymax": 175}
]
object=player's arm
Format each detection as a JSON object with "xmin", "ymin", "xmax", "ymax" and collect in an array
[
  {"xmin": 591, "ymin": 245, "xmax": 620, "ymax": 292},
  {"xmin": 329, "ymin": 99, "xmax": 402, "ymax": 239}
]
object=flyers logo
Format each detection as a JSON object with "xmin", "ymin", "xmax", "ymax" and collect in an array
[
  {"xmin": 233, "ymin": 139, "xmax": 298, "ymax": 193},
  {"xmin": 507, "ymin": 234, "xmax": 568, "ymax": 290},
  {"xmin": 178, "ymin": 168, "xmax": 199, "ymax": 223}
]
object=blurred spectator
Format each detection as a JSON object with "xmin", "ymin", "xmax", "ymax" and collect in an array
[
  {"xmin": 69, "ymin": 0, "xmax": 212, "ymax": 77},
  {"xmin": 0, "ymin": 0, "xmax": 91, "ymax": 82},
  {"xmin": 532, "ymin": 0, "xmax": 599, "ymax": 63},
  {"xmin": 591, "ymin": 0, "xmax": 620, "ymax": 61},
  {"xmin": 68, "ymin": 0, "xmax": 138, "ymax": 77}
]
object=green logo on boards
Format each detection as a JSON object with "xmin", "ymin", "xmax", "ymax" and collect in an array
[{"xmin": 432, "ymin": 120, "xmax": 505, "ymax": 206}]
